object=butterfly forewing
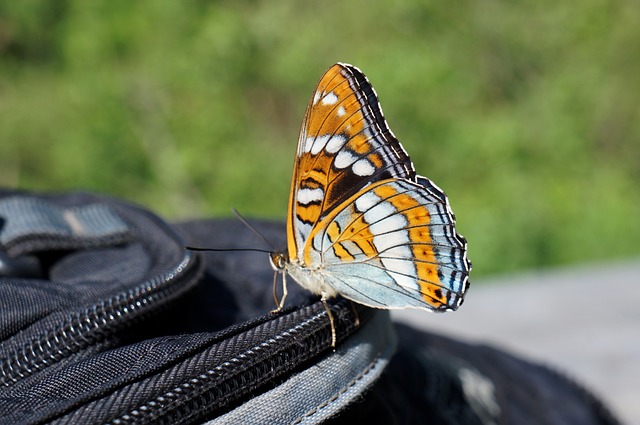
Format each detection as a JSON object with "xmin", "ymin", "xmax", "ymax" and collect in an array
[{"xmin": 287, "ymin": 63, "xmax": 416, "ymax": 261}]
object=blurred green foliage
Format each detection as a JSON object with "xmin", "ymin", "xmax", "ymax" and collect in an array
[{"xmin": 0, "ymin": 0, "xmax": 638, "ymax": 276}]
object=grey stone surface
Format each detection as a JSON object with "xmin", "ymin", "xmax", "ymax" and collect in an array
[{"xmin": 393, "ymin": 260, "xmax": 640, "ymax": 425}]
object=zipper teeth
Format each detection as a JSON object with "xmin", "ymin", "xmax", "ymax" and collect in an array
[
  {"xmin": 109, "ymin": 304, "xmax": 342, "ymax": 425},
  {"xmin": 0, "ymin": 253, "xmax": 198, "ymax": 387}
]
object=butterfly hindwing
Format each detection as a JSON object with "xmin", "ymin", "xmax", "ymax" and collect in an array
[{"xmin": 304, "ymin": 177, "xmax": 469, "ymax": 311}]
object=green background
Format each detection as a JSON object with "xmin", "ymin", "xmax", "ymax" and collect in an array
[{"xmin": 1, "ymin": 0, "xmax": 638, "ymax": 277}]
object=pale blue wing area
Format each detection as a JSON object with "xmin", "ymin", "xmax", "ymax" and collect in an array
[
  {"xmin": 376, "ymin": 246, "xmax": 469, "ymax": 297},
  {"xmin": 320, "ymin": 262, "xmax": 433, "ymax": 309},
  {"xmin": 322, "ymin": 254, "xmax": 465, "ymax": 311}
]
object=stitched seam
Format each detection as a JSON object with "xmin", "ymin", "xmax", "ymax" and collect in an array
[{"xmin": 291, "ymin": 353, "xmax": 385, "ymax": 424}]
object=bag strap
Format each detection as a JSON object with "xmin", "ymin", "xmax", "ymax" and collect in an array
[{"xmin": 0, "ymin": 196, "xmax": 134, "ymax": 256}]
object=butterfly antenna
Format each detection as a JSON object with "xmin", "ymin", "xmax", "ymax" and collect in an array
[
  {"xmin": 185, "ymin": 246, "xmax": 272, "ymax": 253},
  {"xmin": 231, "ymin": 208, "xmax": 278, "ymax": 251},
  {"xmin": 184, "ymin": 209, "xmax": 277, "ymax": 253}
]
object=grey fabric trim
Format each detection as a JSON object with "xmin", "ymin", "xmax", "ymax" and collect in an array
[
  {"xmin": 0, "ymin": 196, "xmax": 130, "ymax": 248},
  {"xmin": 209, "ymin": 310, "xmax": 397, "ymax": 425}
]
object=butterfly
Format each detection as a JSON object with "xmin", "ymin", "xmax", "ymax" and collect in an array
[{"xmin": 269, "ymin": 63, "xmax": 471, "ymax": 345}]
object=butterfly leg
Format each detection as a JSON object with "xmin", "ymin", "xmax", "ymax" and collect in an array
[
  {"xmin": 279, "ymin": 270, "xmax": 289, "ymax": 310},
  {"xmin": 349, "ymin": 300, "xmax": 361, "ymax": 328},
  {"xmin": 271, "ymin": 270, "xmax": 289, "ymax": 313},
  {"xmin": 321, "ymin": 292, "xmax": 336, "ymax": 348},
  {"xmin": 271, "ymin": 270, "xmax": 280, "ymax": 311}
]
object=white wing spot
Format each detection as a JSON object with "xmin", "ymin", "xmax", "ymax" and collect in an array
[
  {"xmin": 326, "ymin": 134, "xmax": 347, "ymax": 153},
  {"xmin": 295, "ymin": 221, "xmax": 313, "ymax": 254},
  {"xmin": 337, "ymin": 105, "xmax": 346, "ymax": 117},
  {"xmin": 353, "ymin": 159, "xmax": 375, "ymax": 176},
  {"xmin": 363, "ymin": 201, "xmax": 395, "ymax": 224},
  {"xmin": 380, "ymin": 242, "xmax": 417, "ymax": 290},
  {"xmin": 385, "ymin": 256, "xmax": 419, "ymax": 290},
  {"xmin": 321, "ymin": 91, "xmax": 339, "ymax": 105},
  {"xmin": 313, "ymin": 91, "xmax": 322, "ymax": 105},
  {"xmin": 355, "ymin": 191, "xmax": 382, "ymax": 213},
  {"xmin": 370, "ymin": 214, "xmax": 408, "ymax": 234},
  {"xmin": 310, "ymin": 135, "xmax": 330, "ymax": 155},
  {"xmin": 297, "ymin": 188, "xmax": 324, "ymax": 205},
  {"xmin": 374, "ymin": 229, "xmax": 411, "ymax": 253},
  {"xmin": 303, "ymin": 136, "xmax": 314, "ymax": 153},
  {"xmin": 335, "ymin": 150, "xmax": 357, "ymax": 169}
]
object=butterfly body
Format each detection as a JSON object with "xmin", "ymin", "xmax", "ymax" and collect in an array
[{"xmin": 274, "ymin": 63, "xmax": 470, "ymax": 318}]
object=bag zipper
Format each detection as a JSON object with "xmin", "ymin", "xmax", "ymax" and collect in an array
[
  {"xmin": 107, "ymin": 299, "xmax": 367, "ymax": 424},
  {"xmin": 0, "ymin": 252, "xmax": 202, "ymax": 387}
]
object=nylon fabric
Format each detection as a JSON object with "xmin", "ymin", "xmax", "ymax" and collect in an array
[
  {"xmin": 0, "ymin": 190, "xmax": 621, "ymax": 425},
  {"xmin": 209, "ymin": 311, "xmax": 396, "ymax": 425}
]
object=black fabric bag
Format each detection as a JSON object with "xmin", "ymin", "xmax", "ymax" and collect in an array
[{"xmin": 0, "ymin": 190, "xmax": 620, "ymax": 425}]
